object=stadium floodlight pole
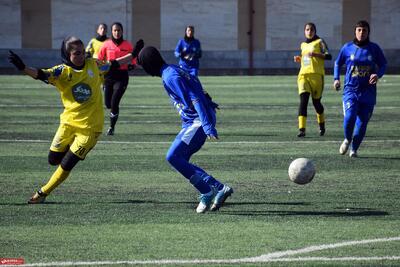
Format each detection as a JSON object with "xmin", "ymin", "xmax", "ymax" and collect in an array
[{"xmin": 248, "ymin": 0, "xmax": 254, "ymax": 76}]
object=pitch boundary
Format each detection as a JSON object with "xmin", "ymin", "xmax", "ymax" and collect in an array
[
  {"xmin": 1, "ymin": 139, "xmax": 400, "ymax": 145},
  {"xmin": 10, "ymin": 236, "xmax": 400, "ymax": 266}
]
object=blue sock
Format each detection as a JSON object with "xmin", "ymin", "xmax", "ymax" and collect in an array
[{"xmin": 189, "ymin": 174, "xmax": 212, "ymax": 194}]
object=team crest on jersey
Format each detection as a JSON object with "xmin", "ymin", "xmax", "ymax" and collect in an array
[
  {"xmin": 350, "ymin": 54, "xmax": 355, "ymax": 61},
  {"xmin": 367, "ymin": 55, "xmax": 372, "ymax": 61},
  {"xmin": 177, "ymin": 68, "xmax": 191, "ymax": 81},
  {"xmin": 53, "ymin": 66, "xmax": 64, "ymax": 77},
  {"xmin": 87, "ymin": 69, "xmax": 94, "ymax": 78},
  {"xmin": 71, "ymin": 83, "xmax": 92, "ymax": 103}
]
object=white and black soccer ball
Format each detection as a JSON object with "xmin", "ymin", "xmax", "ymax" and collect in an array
[{"xmin": 288, "ymin": 158, "xmax": 316, "ymax": 185}]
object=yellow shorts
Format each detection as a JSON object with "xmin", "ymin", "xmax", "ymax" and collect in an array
[
  {"xmin": 50, "ymin": 124, "xmax": 101, "ymax": 159},
  {"xmin": 297, "ymin": 73, "xmax": 324, "ymax": 99}
]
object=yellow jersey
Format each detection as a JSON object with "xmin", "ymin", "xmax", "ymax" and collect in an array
[
  {"xmin": 43, "ymin": 58, "xmax": 109, "ymax": 132},
  {"xmin": 299, "ymin": 38, "xmax": 330, "ymax": 75},
  {"xmin": 86, "ymin": 38, "xmax": 107, "ymax": 59}
]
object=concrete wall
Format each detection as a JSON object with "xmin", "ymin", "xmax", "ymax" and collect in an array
[{"xmin": 0, "ymin": 0, "xmax": 399, "ymax": 73}]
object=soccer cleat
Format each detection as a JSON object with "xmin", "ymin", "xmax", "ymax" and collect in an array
[
  {"xmin": 349, "ymin": 150, "xmax": 358, "ymax": 158},
  {"xmin": 339, "ymin": 139, "xmax": 350, "ymax": 155},
  {"xmin": 319, "ymin": 123, "xmax": 325, "ymax": 136},
  {"xmin": 28, "ymin": 190, "xmax": 47, "ymax": 204},
  {"xmin": 196, "ymin": 188, "xmax": 216, "ymax": 214},
  {"xmin": 297, "ymin": 128, "xmax": 306, "ymax": 138},
  {"xmin": 210, "ymin": 185, "xmax": 233, "ymax": 211},
  {"xmin": 106, "ymin": 127, "xmax": 114, "ymax": 136}
]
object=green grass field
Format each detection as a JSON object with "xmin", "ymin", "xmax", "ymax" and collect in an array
[{"xmin": 1, "ymin": 74, "xmax": 400, "ymax": 266}]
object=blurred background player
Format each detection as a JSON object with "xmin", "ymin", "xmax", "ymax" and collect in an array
[
  {"xmin": 98, "ymin": 22, "xmax": 136, "ymax": 136},
  {"xmin": 85, "ymin": 23, "xmax": 108, "ymax": 59},
  {"xmin": 138, "ymin": 46, "xmax": 233, "ymax": 213},
  {"xmin": 174, "ymin": 25, "xmax": 202, "ymax": 77},
  {"xmin": 8, "ymin": 36, "xmax": 137, "ymax": 204},
  {"xmin": 294, "ymin": 22, "xmax": 332, "ymax": 137},
  {"xmin": 334, "ymin": 20, "xmax": 387, "ymax": 157}
]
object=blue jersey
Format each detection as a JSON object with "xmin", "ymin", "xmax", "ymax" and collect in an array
[
  {"xmin": 161, "ymin": 64, "xmax": 217, "ymax": 136},
  {"xmin": 334, "ymin": 41, "xmax": 386, "ymax": 105},
  {"xmin": 174, "ymin": 38, "xmax": 202, "ymax": 71}
]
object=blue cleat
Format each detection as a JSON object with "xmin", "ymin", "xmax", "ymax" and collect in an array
[
  {"xmin": 196, "ymin": 188, "xmax": 216, "ymax": 214},
  {"xmin": 210, "ymin": 185, "xmax": 233, "ymax": 211}
]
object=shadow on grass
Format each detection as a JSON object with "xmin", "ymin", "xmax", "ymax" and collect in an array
[
  {"xmin": 2, "ymin": 201, "xmax": 388, "ymax": 219},
  {"xmin": 0, "ymin": 200, "xmax": 310, "ymax": 206},
  {"xmin": 359, "ymin": 156, "xmax": 400, "ymax": 160},
  {"xmin": 222, "ymin": 209, "xmax": 389, "ymax": 217}
]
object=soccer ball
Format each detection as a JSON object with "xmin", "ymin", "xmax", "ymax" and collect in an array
[{"xmin": 288, "ymin": 158, "xmax": 316, "ymax": 185}]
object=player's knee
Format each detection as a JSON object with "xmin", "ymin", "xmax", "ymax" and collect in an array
[
  {"xmin": 48, "ymin": 151, "xmax": 65, "ymax": 166},
  {"xmin": 298, "ymin": 93, "xmax": 309, "ymax": 116},
  {"xmin": 165, "ymin": 152, "xmax": 175, "ymax": 165},
  {"xmin": 60, "ymin": 151, "xmax": 81, "ymax": 171},
  {"xmin": 166, "ymin": 151, "xmax": 182, "ymax": 168},
  {"xmin": 312, "ymin": 98, "xmax": 324, "ymax": 114}
]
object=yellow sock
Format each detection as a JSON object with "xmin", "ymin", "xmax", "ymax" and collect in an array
[
  {"xmin": 41, "ymin": 166, "xmax": 70, "ymax": 195},
  {"xmin": 298, "ymin": 116, "xmax": 306, "ymax": 129},
  {"xmin": 317, "ymin": 113, "xmax": 325, "ymax": 124}
]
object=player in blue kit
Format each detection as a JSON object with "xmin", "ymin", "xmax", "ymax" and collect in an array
[
  {"xmin": 174, "ymin": 25, "xmax": 202, "ymax": 76},
  {"xmin": 333, "ymin": 20, "xmax": 387, "ymax": 157},
  {"xmin": 138, "ymin": 46, "xmax": 233, "ymax": 213}
]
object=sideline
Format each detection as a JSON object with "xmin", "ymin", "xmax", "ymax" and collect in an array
[
  {"xmin": 7, "ymin": 236, "xmax": 400, "ymax": 266},
  {"xmin": 1, "ymin": 139, "xmax": 400, "ymax": 145}
]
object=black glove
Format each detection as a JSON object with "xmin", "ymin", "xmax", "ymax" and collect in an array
[
  {"xmin": 110, "ymin": 60, "xmax": 120, "ymax": 71},
  {"xmin": 132, "ymin": 39, "xmax": 144, "ymax": 58},
  {"xmin": 128, "ymin": 64, "xmax": 135, "ymax": 71},
  {"xmin": 8, "ymin": 50, "xmax": 26, "ymax": 71},
  {"xmin": 180, "ymin": 50, "xmax": 188, "ymax": 58}
]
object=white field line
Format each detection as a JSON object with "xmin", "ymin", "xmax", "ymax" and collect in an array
[
  {"xmin": 0, "ymin": 103, "xmax": 399, "ymax": 110},
  {"xmin": 1, "ymin": 139, "xmax": 400, "ymax": 145},
  {"xmin": 9, "ymin": 236, "xmax": 400, "ymax": 266}
]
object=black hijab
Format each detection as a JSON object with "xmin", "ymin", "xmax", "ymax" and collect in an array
[
  {"xmin": 61, "ymin": 36, "xmax": 84, "ymax": 70},
  {"xmin": 184, "ymin": 26, "xmax": 195, "ymax": 42},
  {"xmin": 304, "ymin": 23, "xmax": 320, "ymax": 43},
  {"xmin": 137, "ymin": 46, "xmax": 166, "ymax": 77},
  {"xmin": 111, "ymin": 22, "xmax": 124, "ymax": 45},
  {"xmin": 95, "ymin": 23, "xmax": 107, "ymax": 42}
]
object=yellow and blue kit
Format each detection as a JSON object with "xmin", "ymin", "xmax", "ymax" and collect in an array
[
  {"xmin": 299, "ymin": 38, "xmax": 330, "ymax": 76},
  {"xmin": 86, "ymin": 37, "xmax": 107, "ymax": 59},
  {"xmin": 43, "ymin": 58, "xmax": 106, "ymax": 133},
  {"xmin": 296, "ymin": 37, "xmax": 331, "ymax": 136}
]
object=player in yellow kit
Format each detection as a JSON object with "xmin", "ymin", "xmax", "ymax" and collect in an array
[
  {"xmin": 294, "ymin": 22, "xmax": 332, "ymax": 137},
  {"xmin": 8, "ymin": 36, "xmax": 140, "ymax": 203},
  {"xmin": 86, "ymin": 23, "xmax": 108, "ymax": 59}
]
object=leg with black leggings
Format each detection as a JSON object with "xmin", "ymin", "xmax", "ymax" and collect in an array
[
  {"xmin": 104, "ymin": 71, "xmax": 129, "ymax": 135},
  {"xmin": 40, "ymin": 150, "xmax": 81, "ymax": 195},
  {"xmin": 312, "ymin": 97, "xmax": 325, "ymax": 136},
  {"xmin": 298, "ymin": 92, "xmax": 309, "ymax": 137}
]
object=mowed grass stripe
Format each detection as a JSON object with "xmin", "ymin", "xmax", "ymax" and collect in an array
[{"xmin": 1, "ymin": 75, "xmax": 399, "ymax": 265}]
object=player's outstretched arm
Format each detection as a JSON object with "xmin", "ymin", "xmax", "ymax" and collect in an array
[
  {"xmin": 8, "ymin": 50, "xmax": 39, "ymax": 79},
  {"xmin": 111, "ymin": 39, "xmax": 144, "ymax": 68}
]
